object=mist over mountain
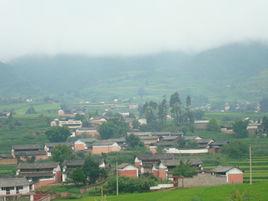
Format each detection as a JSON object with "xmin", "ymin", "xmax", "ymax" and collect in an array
[{"xmin": 1, "ymin": 42, "xmax": 268, "ymax": 104}]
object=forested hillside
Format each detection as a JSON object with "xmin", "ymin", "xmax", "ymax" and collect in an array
[{"xmin": 1, "ymin": 42, "xmax": 268, "ymax": 103}]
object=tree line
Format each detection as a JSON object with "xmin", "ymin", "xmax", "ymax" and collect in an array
[{"xmin": 138, "ymin": 92, "xmax": 194, "ymax": 132}]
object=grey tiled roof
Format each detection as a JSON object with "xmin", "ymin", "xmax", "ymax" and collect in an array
[
  {"xmin": 17, "ymin": 162, "xmax": 59, "ymax": 170},
  {"xmin": 0, "ymin": 177, "xmax": 30, "ymax": 187},
  {"xmin": 12, "ymin": 144, "xmax": 42, "ymax": 150}
]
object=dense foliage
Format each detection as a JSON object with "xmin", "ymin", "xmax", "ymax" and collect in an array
[
  {"xmin": 98, "ymin": 117, "xmax": 128, "ymax": 139},
  {"xmin": 233, "ymin": 120, "xmax": 249, "ymax": 138},
  {"xmin": 105, "ymin": 176, "xmax": 157, "ymax": 194},
  {"xmin": 126, "ymin": 134, "xmax": 144, "ymax": 148},
  {"xmin": 83, "ymin": 157, "xmax": 106, "ymax": 184},
  {"xmin": 172, "ymin": 161, "xmax": 197, "ymax": 178},
  {"xmin": 221, "ymin": 141, "xmax": 248, "ymax": 159},
  {"xmin": 45, "ymin": 127, "xmax": 71, "ymax": 142},
  {"xmin": 52, "ymin": 145, "xmax": 74, "ymax": 164}
]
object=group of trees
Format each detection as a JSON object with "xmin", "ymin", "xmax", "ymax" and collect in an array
[
  {"xmin": 105, "ymin": 175, "xmax": 157, "ymax": 194},
  {"xmin": 221, "ymin": 141, "xmax": 248, "ymax": 159},
  {"xmin": 45, "ymin": 127, "xmax": 71, "ymax": 142},
  {"xmin": 98, "ymin": 116, "xmax": 128, "ymax": 139},
  {"xmin": 69, "ymin": 156, "xmax": 106, "ymax": 185},
  {"xmin": 233, "ymin": 120, "xmax": 249, "ymax": 138},
  {"xmin": 139, "ymin": 92, "xmax": 194, "ymax": 132},
  {"xmin": 50, "ymin": 144, "xmax": 106, "ymax": 185}
]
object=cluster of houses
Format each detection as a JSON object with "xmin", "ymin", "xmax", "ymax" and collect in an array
[{"xmin": 0, "ymin": 109, "xmax": 247, "ymax": 200}]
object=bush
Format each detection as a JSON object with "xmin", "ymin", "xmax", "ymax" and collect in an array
[
  {"xmin": 221, "ymin": 141, "xmax": 248, "ymax": 159},
  {"xmin": 104, "ymin": 176, "xmax": 157, "ymax": 194}
]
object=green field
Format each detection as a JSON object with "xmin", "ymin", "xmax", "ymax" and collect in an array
[
  {"xmin": 0, "ymin": 103, "xmax": 59, "ymax": 153},
  {"xmin": 55, "ymin": 182, "xmax": 268, "ymax": 201}
]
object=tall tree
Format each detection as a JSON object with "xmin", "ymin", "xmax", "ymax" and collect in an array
[
  {"xmin": 83, "ymin": 156, "xmax": 105, "ymax": 184},
  {"xmin": 158, "ymin": 97, "xmax": 168, "ymax": 128},
  {"xmin": 98, "ymin": 118, "xmax": 128, "ymax": 139},
  {"xmin": 52, "ymin": 145, "xmax": 74, "ymax": 165},
  {"xmin": 170, "ymin": 92, "xmax": 182, "ymax": 126},
  {"xmin": 233, "ymin": 120, "xmax": 249, "ymax": 138},
  {"xmin": 45, "ymin": 127, "xmax": 71, "ymax": 142}
]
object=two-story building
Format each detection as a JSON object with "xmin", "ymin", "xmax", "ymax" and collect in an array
[{"xmin": 0, "ymin": 177, "xmax": 34, "ymax": 201}]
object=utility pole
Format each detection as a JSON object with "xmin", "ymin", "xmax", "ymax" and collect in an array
[
  {"xmin": 249, "ymin": 144, "xmax": 252, "ymax": 185},
  {"xmin": 116, "ymin": 161, "xmax": 119, "ymax": 196}
]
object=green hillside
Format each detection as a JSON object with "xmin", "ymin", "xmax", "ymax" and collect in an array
[
  {"xmin": 1, "ymin": 42, "xmax": 268, "ymax": 103},
  {"xmin": 56, "ymin": 182, "xmax": 268, "ymax": 201}
]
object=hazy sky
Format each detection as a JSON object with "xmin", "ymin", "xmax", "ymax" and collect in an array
[{"xmin": 0, "ymin": 0, "xmax": 268, "ymax": 60}]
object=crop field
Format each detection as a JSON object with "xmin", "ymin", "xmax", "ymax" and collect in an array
[
  {"xmin": 0, "ymin": 165, "xmax": 16, "ymax": 176},
  {"xmin": 56, "ymin": 182, "xmax": 268, "ymax": 201}
]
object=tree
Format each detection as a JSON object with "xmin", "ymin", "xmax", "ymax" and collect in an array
[
  {"xmin": 98, "ymin": 118, "xmax": 128, "ymax": 139},
  {"xmin": 83, "ymin": 156, "xmax": 105, "ymax": 184},
  {"xmin": 126, "ymin": 134, "xmax": 144, "ymax": 148},
  {"xmin": 193, "ymin": 109, "xmax": 205, "ymax": 120},
  {"xmin": 169, "ymin": 92, "xmax": 182, "ymax": 126},
  {"xmin": 221, "ymin": 141, "xmax": 248, "ymax": 159},
  {"xmin": 233, "ymin": 120, "xmax": 248, "ymax": 138},
  {"xmin": 45, "ymin": 127, "xmax": 71, "ymax": 142},
  {"xmin": 25, "ymin": 105, "xmax": 37, "ymax": 114},
  {"xmin": 172, "ymin": 161, "xmax": 197, "ymax": 188},
  {"xmin": 70, "ymin": 168, "xmax": 87, "ymax": 185},
  {"xmin": 52, "ymin": 145, "xmax": 74, "ymax": 164},
  {"xmin": 158, "ymin": 97, "xmax": 168, "ymax": 128},
  {"xmin": 207, "ymin": 119, "xmax": 220, "ymax": 131}
]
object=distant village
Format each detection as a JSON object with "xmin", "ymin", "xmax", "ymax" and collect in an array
[{"xmin": 0, "ymin": 99, "xmax": 267, "ymax": 201}]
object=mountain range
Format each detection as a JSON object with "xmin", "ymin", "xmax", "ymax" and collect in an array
[{"xmin": 1, "ymin": 42, "xmax": 268, "ymax": 104}]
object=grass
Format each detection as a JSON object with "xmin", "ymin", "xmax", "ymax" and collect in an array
[
  {"xmin": 55, "ymin": 182, "xmax": 268, "ymax": 201},
  {"xmin": 0, "ymin": 165, "xmax": 16, "ymax": 176}
]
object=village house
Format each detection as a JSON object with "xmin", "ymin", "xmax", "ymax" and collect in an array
[
  {"xmin": 118, "ymin": 163, "xmax": 139, "ymax": 178},
  {"xmin": 0, "ymin": 177, "xmax": 34, "ymax": 201},
  {"xmin": 134, "ymin": 154, "xmax": 175, "ymax": 174},
  {"xmin": 152, "ymin": 163, "xmax": 168, "ymax": 180},
  {"xmin": 89, "ymin": 117, "xmax": 107, "ymax": 127},
  {"xmin": 211, "ymin": 166, "xmax": 243, "ymax": 184},
  {"xmin": 208, "ymin": 141, "xmax": 229, "ymax": 153},
  {"xmin": 91, "ymin": 141, "xmax": 121, "ymax": 155},
  {"xmin": 195, "ymin": 138, "xmax": 214, "ymax": 148},
  {"xmin": 0, "ymin": 154, "xmax": 17, "ymax": 165},
  {"xmin": 11, "ymin": 145, "xmax": 48, "ymax": 161},
  {"xmin": 58, "ymin": 109, "xmax": 76, "ymax": 118},
  {"xmin": 16, "ymin": 162, "xmax": 62, "ymax": 189},
  {"xmin": 44, "ymin": 142, "xmax": 73, "ymax": 157},
  {"xmin": 247, "ymin": 122, "xmax": 262, "ymax": 135},
  {"xmin": 135, "ymin": 154, "xmax": 203, "ymax": 180},
  {"xmin": 194, "ymin": 120, "xmax": 209, "ymax": 130},
  {"xmin": 75, "ymin": 127, "xmax": 100, "ymax": 138},
  {"xmin": 0, "ymin": 112, "xmax": 11, "ymax": 118},
  {"xmin": 139, "ymin": 136, "xmax": 159, "ymax": 146},
  {"xmin": 164, "ymin": 147, "xmax": 209, "ymax": 154},
  {"xmin": 73, "ymin": 138, "xmax": 97, "ymax": 151},
  {"xmin": 62, "ymin": 159, "xmax": 85, "ymax": 182},
  {"xmin": 220, "ymin": 126, "xmax": 234, "ymax": 134},
  {"xmin": 50, "ymin": 119, "xmax": 82, "ymax": 129}
]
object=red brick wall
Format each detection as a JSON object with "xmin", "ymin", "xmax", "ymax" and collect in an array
[
  {"xmin": 92, "ymin": 146, "xmax": 120, "ymax": 154},
  {"xmin": 35, "ymin": 179, "xmax": 57, "ymax": 189},
  {"xmin": 0, "ymin": 158, "xmax": 17, "ymax": 165},
  {"xmin": 118, "ymin": 170, "xmax": 138, "ymax": 178},
  {"xmin": 158, "ymin": 169, "xmax": 167, "ymax": 180},
  {"xmin": 228, "ymin": 174, "xmax": 243, "ymax": 184}
]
